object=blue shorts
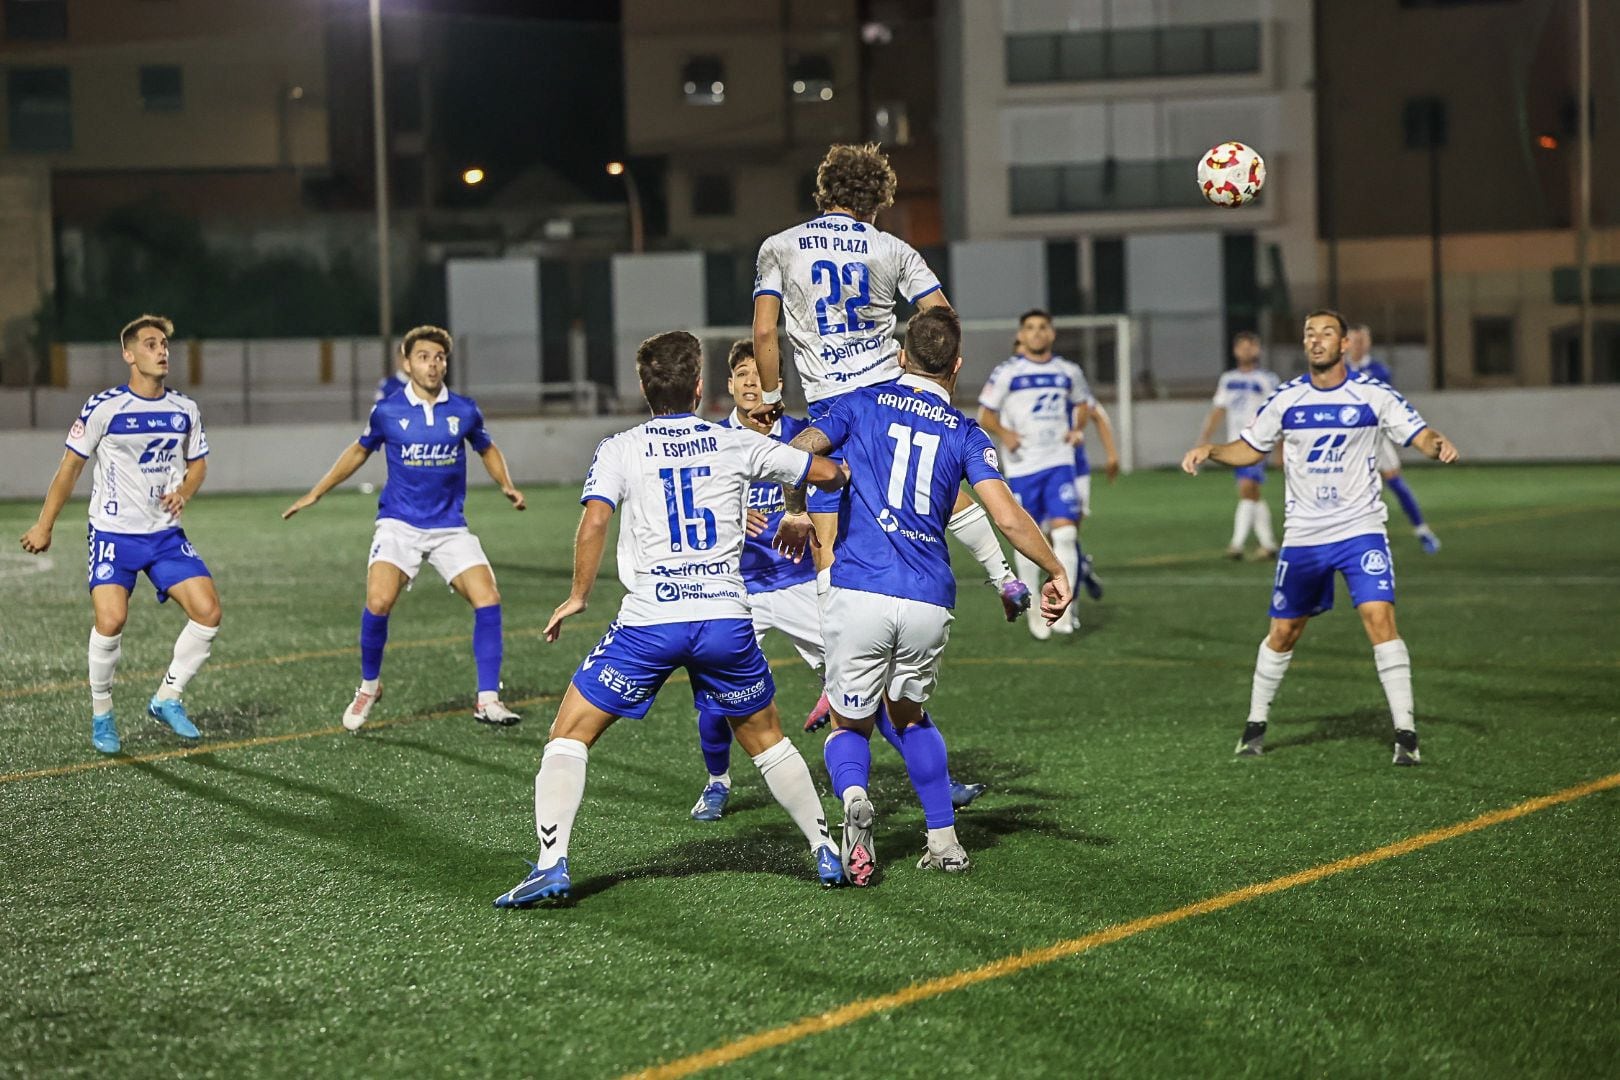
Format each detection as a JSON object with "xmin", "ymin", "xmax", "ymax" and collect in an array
[
  {"xmin": 1007, "ymin": 465, "xmax": 1080, "ymax": 525},
  {"xmin": 807, "ymin": 381, "xmax": 897, "ymax": 513},
  {"xmin": 1234, "ymin": 463, "xmax": 1267, "ymax": 485},
  {"xmin": 1073, "ymin": 447, "xmax": 1091, "ymax": 478},
  {"xmin": 86, "ymin": 524, "xmax": 211, "ymax": 603},
  {"xmin": 571, "ymin": 618, "xmax": 776, "ymax": 720},
  {"xmin": 1269, "ymin": 533, "xmax": 1395, "ymax": 619}
]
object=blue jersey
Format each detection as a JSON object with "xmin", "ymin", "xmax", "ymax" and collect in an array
[
  {"xmin": 813, "ymin": 374, "xmax": 1002, "ymax": 609},
  {"xmin": 357, "ymin": 383, "xmax": 493, "ymax": 529},
  {"xmin": 1353, "ymin": 358, "xmax": 1394, "ymax": 386},
  {"xmin": 718, "ymin": 411, "xmax": 818, "ymax": 595},
  {"xmin": 374, "ymin": 371, "xmax": 409, "ymax": 402}
]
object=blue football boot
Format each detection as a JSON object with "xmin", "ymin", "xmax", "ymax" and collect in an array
[
  {"xmin": 1081, "ymin": 555, "xmax": 1105, "ymax": 601},
  {"xmin": 950, "ymin": 780, "xmax": 987, "ymax": 809},
  {"xmin": 815, "ymin": 844, "xmax": 844, "ymax": 888},
  {"xmin": 998, "ymin": 579, "xmax": 1032, "ymax": 622},
  {"xmin": 689, "ymin": 781, "xmax": 730, "ymax": 821},
  {"xmin": 494, "ymin": 858, "xmax": 571, "ymax": 907},
  {"xmin": 148, "ymin": 695, "xmax": 200, "ymax": 740},
  {"xmin": 92, "ymin": 712, "xmax": 121, "ymax": 755}
]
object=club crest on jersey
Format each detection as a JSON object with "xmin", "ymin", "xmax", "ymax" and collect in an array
[
  {"xmin": 983, "ymin": 447, "xmax": 1000, "ymax": 471},
  {"xmin": 1272, "ymin": 590, "xmax": 1287, "ymax": 609},
  {"xmin": 447, "ymin": 416, "xmax": 460, "ymax": 435},
  {"xmin": 1339, "ymin": 405, "xmax": 1361, "ymax": 426},
  {"xmin": 171, "ymin": 413, "xmax": 186, "ymax": 430},
  {"xmin": 69, "ymin": 420, "xmax": 85, "ymax": 440},
  {"xmin": 1360, "ymin": 549, "xmax": 1390, "ymax": 575},
  {"xmin": 95, "ymin": 563, "xmax": 115, "ymax": 581}
]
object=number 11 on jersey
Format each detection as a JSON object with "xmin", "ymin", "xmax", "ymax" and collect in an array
[{"xmin": 886, "ymin": 423, "xmax": 941, "ymax": 514}]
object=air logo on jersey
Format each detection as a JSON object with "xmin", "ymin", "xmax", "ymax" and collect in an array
[
  {"xmin": 1360, "ymin": 549, "xmax": 1390, "ymax": 575},
  {"xmin": 138, "ymin": 437, "xmax": 180, "ymax": 466},
  {"xmin": 1306, "ymin": 433, "xmax": 1348, "ymax": 463}
]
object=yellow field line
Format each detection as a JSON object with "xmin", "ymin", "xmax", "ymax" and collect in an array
[{"xmin": 625, "ymin": 768, "xmax": 1620, "ymax": 1080}]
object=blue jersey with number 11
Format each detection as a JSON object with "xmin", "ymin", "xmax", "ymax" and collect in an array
[{"xmin": 813, "ymin": 374, "xmax": 1002, "ymax": 609}]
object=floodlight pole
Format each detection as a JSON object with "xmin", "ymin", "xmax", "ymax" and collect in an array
[
  {"xmin": 369, "ymin": 0, "xmax": 393, "ymax": 375},
  {"xmin": 1578, "ymin": 0, "xmax": 1593, "ymax": 382}
]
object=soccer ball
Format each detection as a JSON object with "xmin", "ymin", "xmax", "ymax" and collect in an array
[{"xmin": 1198, "ymin": 142, "xmax": 1265, "ymax": 207}]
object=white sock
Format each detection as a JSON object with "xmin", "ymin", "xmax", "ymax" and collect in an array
[
  {"xmin": 842, "ymin": 784, "xmax": 869, "ymax": 810},
  {"xmin": 360, "ymin": 677, "xmax": 380, "ymax": 695},
  {"xmin": 1373, "ymin": 639, "xmax": 1415, "ymax": 732},
  {"xmin": 1248, "ymin": 639, "xmax": 1293, "ymax": 725},
  {"xmin": 948, "ymin": 502, "xmax": 1012, "ymax": 584},
  {"xmin": 752, "ymin": 739, "xmax": 833, "ymax": 851},
  {"xmin": 534, "ymin": 738, "xmax": 589, "ymax": 869},
  {"xmin": 709, "ymin": 771, "xmax": 731, "ymax": 788},
  {"xmin": 1252, "ymin": 500, "xmax": 1277, "ymax": 550},
  {"xmin": 1013, "ymin": 551, "xmax": 1041, "ymax": 600},
  {"xmin": 155, "ymin": 620, "xmax": 218, "ymax": 701},
  {"xmin": 1051, "ymin": 525, "xmax": 1079, "ymax": 622},
  {"xmin": 88, "ymin": 629, "xmax": 122, "ymax": 715},
  {"xmin": 927, "ymin": 824, "xmax": 960, "ymax": 851},
  {"xmin": 1230, "ymin": 500, "xmax": 1257, "ymax": 549},
  {"xmin": 477, "ymin": 689, "xmax": 500, "ymax": 706}
]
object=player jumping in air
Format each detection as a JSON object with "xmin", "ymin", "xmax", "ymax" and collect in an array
[
  {"xmin": 1345, "ymin": 324, "xmax": 1441, "ymax": 553},
  {"xmin": 687, "ymin": 341, "xmax": 986, "ymax": 821},
  {"xmin": 283, "ymin": 325, "xmax": 526, "ymax": 729},
  {"xmin": 494, "ymin": 331, "xmax": 848, "ymax": 906},
  {"xmin": 749, "ymin": 142, "xmax": 1030, "ymax": 621},
  {"xmin": 778, "ymin": 308, "xmax": 1072, "ymax": 882},
  {"xmin": 1194, "ymin": 330, "xmax": 1282, "ymax": 560},
  {"xmin": 1181, "ymin": 310, "xmax": 1460, "ymax": 765},
  {"xmin": 978, "ymin": 308, "xmax": 1111, "ymax": 639},
  {"xmin": 20, "ymin": 315, "xmax": 220, "ymax": 753}
]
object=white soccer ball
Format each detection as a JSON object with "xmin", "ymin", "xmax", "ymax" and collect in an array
[
  {"xmin": 1197, "ymin": 141, "xmax": 1265, "ymax": 208},
  {"xmin": 359, "ymin": 482, "xmax": 376, "ymax": 495}
]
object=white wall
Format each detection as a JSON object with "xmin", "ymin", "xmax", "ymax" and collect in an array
[{"xmin": 2, "ymin": 386, "xmax": 1614, "ymax": 502}]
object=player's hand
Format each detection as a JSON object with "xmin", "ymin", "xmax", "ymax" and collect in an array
[
  {"xmin": 1181, "ymin": 445, "xmax": 1213, "ymax": 476},
  {"xmin": 1001, "ymin": 431, "xmax": 1022, "ymax": 453},
  {"xmin": 1434, "ymin": 435, "xmax": 1460, "ymax": 464},
  {"xmin": 745, "ymin": 509, "xmax": 771, "ymax": 538},
  {"xmin": 158, "ymin": 491, "xmax": 187, "ymax": 517},
  {"xmin": 281, "ymin": 492, "xmax": 319, "ymax": 520},
  {"xmin": 1064, "ymin": 429, "xmax": 1085, "ymax": 447},
  {"xmin": 773, "ymin": 512, "xmax": 817, "ymax": 563},
  {"xmin": 544, "ymin": 595, "xmax": 588, "ymax": 642},
  {"xmin": 503, "ymin": 486, "xmax": 527, "ymax": 511},
  {"xmin": 19, "ymin": 524, "xmax": 51, "ymax": 554},
  {"xmin": 748, "ymin": 401, "xmax": 785, "ymax": 425},
  {"xmin": 1040, "ymin": 574, "xmax": 1073, "ymax": 625},
  {"xmin": 1105, "ymin": 457, "xmax": 1120, "ymax": 483}
]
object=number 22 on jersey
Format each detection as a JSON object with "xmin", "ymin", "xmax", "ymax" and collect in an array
[{"xmin": 811, "ymin": 260, "xmax": 875, "ymax": 337}]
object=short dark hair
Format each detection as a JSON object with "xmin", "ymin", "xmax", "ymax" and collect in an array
[
  {"xmin": 904, "ymin": 307, "xmax": 961, "ymax": 375},
  {"xmin": 1233, "ymin": 330, "xmax": 1261, "ymax": 346},
  {"xmin": 1304, "ymin": 308, "xmax": 1347, "ymax": 334},
  {"xmin": 726, "ymin": 338, "xmax": 755, "ymax": 372},
  {"xmin": 402, "ymin": 325, "xmax": 453, "ymax": 358},
  {"xmin": 1018, "ymin": 308, "xmax": 1052, "ymax": 326},
  {"xmin": 815, "ymin": 143, "xmax": 896, "ymax": 219},
  {"xmin": 120, "ymin": 314, "xmax": 173, "ymax": 350},
  {"xmin": 637, "ymin": 330, "xmax": 703, "ymax": 413}
]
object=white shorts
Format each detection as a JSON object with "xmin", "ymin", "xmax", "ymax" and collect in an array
[
  {"xmin": 369, "ymin": 518, "xmax": 491, "ymax": 586},
  {"xmin": 822, "ymin": 586, "xmax": 953, "ymax": 719},
  {"xmin": 1376, "ymin": 438, "xmax": 1401, "ymax": 474},
  {"xmin": 1074, "ymin": 474, "xmax": 1093, "ymax": 519},
  {"xmin": 749, "ymin": 580, "xmax": 824, "ymax": 671}
]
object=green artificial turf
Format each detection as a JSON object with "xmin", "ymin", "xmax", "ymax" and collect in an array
[{"xmin": 2, "ymin": 465, "xmax": 1617, "ymax": 1078}]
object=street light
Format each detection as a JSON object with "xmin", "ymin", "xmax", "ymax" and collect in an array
[
  {"xmin": 606, "ymin": 160, "xmax": 644, "ymax": 254},
  {"xmin": 461, "ymin": 166, "xmax": 486, "ymax": 186}
]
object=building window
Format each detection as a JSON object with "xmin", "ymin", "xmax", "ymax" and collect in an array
[
  {"xmin": 788, "ymin": 54, "xmax": 834, "ymax": 103},
  {"xmin": 1472, "ymin": 317, "xmax": 1515, "ymax": 377},
  {"xmin": 139, "ymin": 65, "xmax": 183, "ymax": 112},
  {"xmin": 871, "ymin": 101, "xmax": 910, "ymax": 145},
  {"xmin": 691, "ymin": 173, "xmax": 734, "ymax": 217},
  {"xmin": 6, "ymin": 66, "xmax": 71, "ymax": 151},
  {"xmin": 1005, "ymin": 22, "xmax": 1261, "ymax": 85},
  {"xmin": 681, "ymin": 56, "xmax": 725, "ymax": 106},
  {"xmin": 3, "ymin": 0, "xmax": 67, "ymax": 40},
  {"xmin": 1009, "ymin": 160, "xmax": 1212, "ymax": 214},
  {"xmin": 1092, "ymin": 238, "xmax": 1126, "ymax": 316}
]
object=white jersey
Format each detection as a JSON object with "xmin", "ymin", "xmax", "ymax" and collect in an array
[
  {"xmin": 581, "ymin": 414, "xmax": 812, "ymax": 626},
  {"xmin": 977, "ymin": 354, "xmax": 1094, "ymax": 479},
  {"xmin": 1241, "ymin": 372, "xmax": 1428, "ymax": 548},
  {"xmin": 66, "ymin": 385, "xmax": 209, "ymax": 535},
  {"xmin": 753, "ymin": 211, "xmax": 942, "ymax": 403},
  {"xmin": 1212, "ymin": 366, "xmax": 1281, "ymax": 443}
]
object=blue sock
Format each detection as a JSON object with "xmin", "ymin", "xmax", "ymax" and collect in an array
[
  {"xmin": 874, "ymin": 702, "xmax": 904, "ymax": 755},
  {"xmin": 898, "ymin": 715, "xmax": 955, "ymax": 829},
  {"xmin": 696, "ymin": 704, "xmax": 733, "ymax": 778},
  {"xmin": 1386, "ymin": 475, "xmax": 1425, "ymax": 527},
  {"xmin": 1075, "ymin": 531, "xmax": 1089, "ymax": 572},
  {"xmin": 359, "ymin": 609, "xmax": 388, "ymax": 681},
  {"xmin": 823, "ymin": 728, "xmax": 872, "ymax": 801},
  {"xmin": 473, "ymin": 604, "xmax": 503, "ymax": 693}
]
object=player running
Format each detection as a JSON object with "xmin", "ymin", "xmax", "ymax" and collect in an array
[
  {"xmin": 282, "ymin": 325, "xmax": 526, "ymax": 729},
  {"xmin": 1346, "ymin": 324, "xmax": 1440, "ymax": 553},
  {"xmin": 1194, "ymin": 331, "xmax": 1282, "ymax": 560},
  {"xmin": 688, "ymin": 340, "xmax": 986, "ymax": 821},
  {"xmin": 778, "ymin": 308, "xmax": 1072, "ymax": 883},
  {"xmin": 749, "ymin": 142, "xmax": 1029, "ymax": 621},
  {"xmin": 978, "ymin": 308, "xmax": 1110, "ymax": 639},
  {"xmin": 19, "ymin": 314, "xmax": 221, "ymax": 753},
  {"xmin": 1181, "ymin": 310, "xmax": 1460, "ymax": 765},
  {"xmin": 494, "ymin": 331, "xmax": 848, "ymax": 906}
]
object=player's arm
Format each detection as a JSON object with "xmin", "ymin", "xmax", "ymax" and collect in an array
[
  {"xmin": 159, "ymin": 455, "xmax": 208, "ymax": 518},
  {"xmin": 1196, "ymin": 405, "xmax": 1226, "ymax": 445},
  {"xmin": 476, "ymin": 444, "xmax": 526, "ymax": 510},
  {"xmin": 972, "ymin": 476, "xmax": 1072, "ymax": 625},
  {"xmin": 1409, "ymin": 427, "xmax": 1460, "ymax": 464},
  {"xmin": 776, "ymin": 424, "xmax": 840, "ymax": 560},
  {"xmin": 751, "ymin": 293, "xmax": 785, "ymax": 422},
  {"xmin": 1089, "ymin": 403, "xmax": 1121, "ymax": 481},
  {"xmin": 544, "ymin": 499, "xmax": 613, "ymax": 642},
  {"xmin": 916, "ymin": 289, "xmax": 951, "ymax": 311},
  {"xmin": 976, "ymin": 407, "xmax": 1021, "ymax": 452},
  {"xmin": 19, "ymin": 450, "xmax": 88, "ymax": 554},
  {"xmin": 1181, "ymin": 437, "xmax": 1266, "ymax": 475},
  {"xmin": 282, "ymin": 442, "xmax": 373, "ymax": 519}
]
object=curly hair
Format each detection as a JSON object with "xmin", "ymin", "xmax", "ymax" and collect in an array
[{"xmin": 815, "ymin": 143, "xmax": 897, "ymax": 219}]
